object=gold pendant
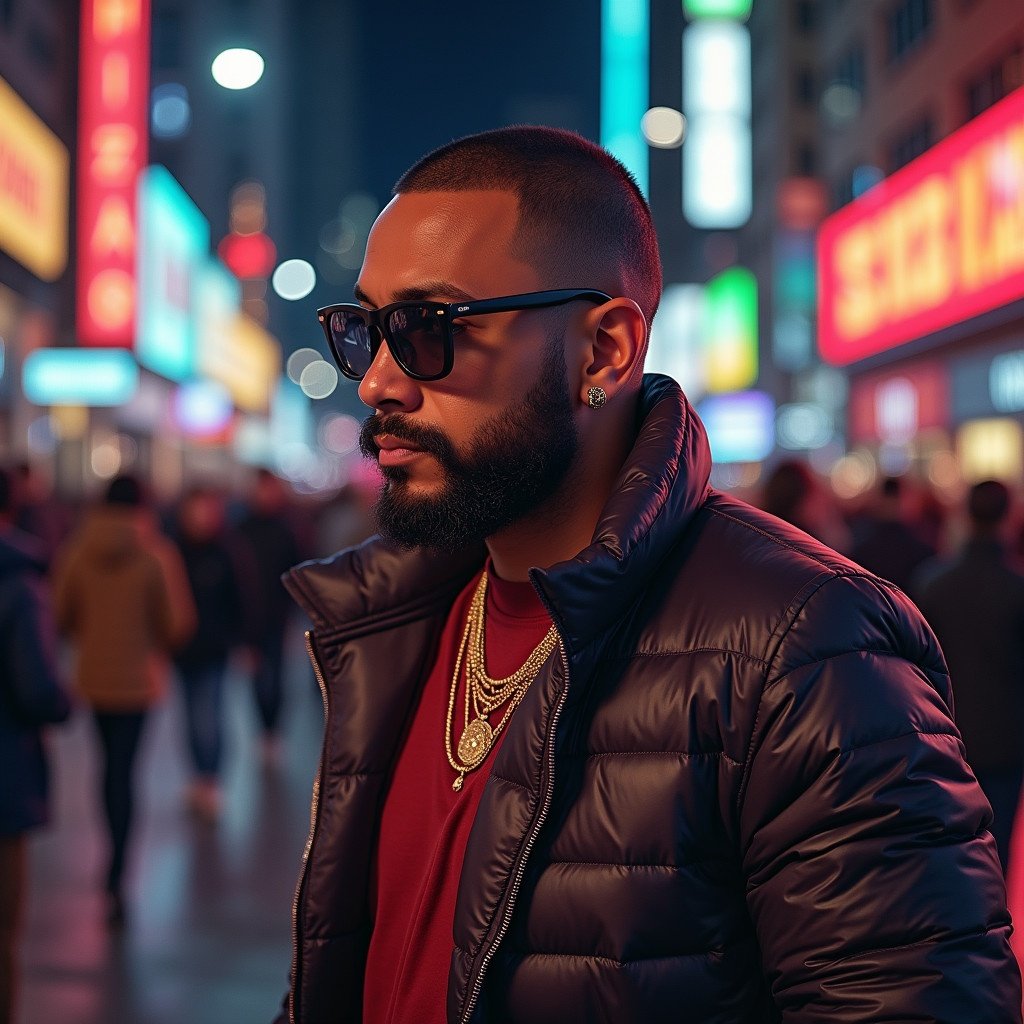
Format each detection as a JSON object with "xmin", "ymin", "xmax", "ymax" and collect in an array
[{"xmin": 457, "ymin": 717, "xmax": 493, "ymax": 770}]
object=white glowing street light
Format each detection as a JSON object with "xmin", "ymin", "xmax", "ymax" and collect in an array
[{"xmin": 212, "ymin": 48, "xmax": 265, "ymax": 90}]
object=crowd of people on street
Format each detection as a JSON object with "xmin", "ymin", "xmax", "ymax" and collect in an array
[
  {"xmin": 760, "ymin": 459, "xmax": 1024, "ymax": 875},
  {"xmin": 0, "ymin": 463, "xmax": 375, "ymax": 1024},
  {"xmin": 3, "ymin": 452, "xmax": 1024, "ymax": 1020}
]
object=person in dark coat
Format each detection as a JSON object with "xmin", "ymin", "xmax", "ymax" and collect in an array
[
  {"xmin": 173, "ymin": 487, "xmax": 257, "ymax": 820},
  {"xmin": 271, "ymin": 127, "xmax": 1020, "ymax": 1023},
  {"xmin": 916, "ymin": 479, "xmax": 1024, "ymax": 871},
  {"xmin": 0, "ymin": 467, "xmax": 70, "ymax": 1023},
  {"xmin": 850, "ymin": 475, "xmax": 936, "ymax": 595},
  {"xmin": 235, "ymin": 469, "xmax": 300, "ymax": 757}
]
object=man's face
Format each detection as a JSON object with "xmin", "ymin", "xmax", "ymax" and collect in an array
[{"xmin": 354, "ymin": 189, "xmax": 580, "ymax": 551}]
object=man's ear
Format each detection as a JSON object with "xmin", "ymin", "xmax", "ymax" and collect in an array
[{"xmin": 575, "ymin": 297, "xmax": 647, "ymax": 407}]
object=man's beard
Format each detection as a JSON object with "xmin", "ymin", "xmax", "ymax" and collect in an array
[{"xmin": 358, "ymin": 334, "xmax": 579, "ymax": 553}]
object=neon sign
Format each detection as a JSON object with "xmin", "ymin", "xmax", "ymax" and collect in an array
[
  {"xmin": 0, "ymin": 76, "xmax": 69, "ymax": 280},
  {"xmin": 76, "ymin": 0, "xmax": 150, "ymax": 346},
  {"xmin": 818, "ymin": 85, "xmax": 1024, "ymax": 365}
]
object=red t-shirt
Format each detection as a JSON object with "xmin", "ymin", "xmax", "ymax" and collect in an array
[{"xmin": 363, "ymin": 565, "xmax": 553, "ymax": 1024}]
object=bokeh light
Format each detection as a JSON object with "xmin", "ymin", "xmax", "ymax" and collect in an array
[
  {"xmin": 272, "ymin": 259, "xmax": 316, "ymax": 300},
  {"xmin": 286, "ymin": 347, "xmax": 322, "ymax": 384},
  {"xmin": 318, "ymin": 412, "xmax": 361, "ymax": 455},
  {"xmin": 211, "ymin": 48, "xmax": 265, "ymax": 90},
  {"xmin": 641, "ymin": 106, "xmax": 686, "ymax": 148},
  {"xmin": 151, "ymin": 83, "xmax": 191, "ymax": 139},
  {"xmin": 830, "ymin": 451, "xmax": 877, "ymax": 499},
  {"xmin": 299, "ymin": 359, "xmax": 339, "ymax": 399}
]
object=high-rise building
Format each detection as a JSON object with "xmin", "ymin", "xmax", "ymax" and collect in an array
[{"xmin": 816, "ymin": 0, "xmax": 1024, "ymax": 489}]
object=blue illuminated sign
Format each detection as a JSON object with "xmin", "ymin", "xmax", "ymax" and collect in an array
[
  {"xmin": 23, "ymin": 348, "xmax": 139, "ymax": 406},
  {"xmin": 136, "ymin": 165, "xmax": 210, "ymax": 382},
  {"xmin": 697, "ymin": 390, "xmax": 774, "ymax": 463}
]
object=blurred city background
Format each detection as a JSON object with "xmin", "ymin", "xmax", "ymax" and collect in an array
[{"xmin": 3, "ymin": 0, "xmax": 1024, "ymax": 1021}]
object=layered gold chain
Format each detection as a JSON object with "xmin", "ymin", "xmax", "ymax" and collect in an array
[{"xmin": 445, "ymin": 571, "xmax": 558, "ymax": 791}]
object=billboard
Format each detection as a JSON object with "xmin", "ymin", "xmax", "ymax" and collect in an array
[
  {"xmin": 0, "ymin": 76, "xmax": 69, "ymax": 280},
  {"xmin": 76, "ymin": 0, "xmax": 151, "ymax": 346},
  {"xmin": 135, "ymin": 165, "xmax": 209, "ymax": 381},
  {"xmin": 818, "ymin": 85, "xmax": 1024, "ymax": 365}
]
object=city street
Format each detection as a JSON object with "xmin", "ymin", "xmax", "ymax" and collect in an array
[{"xmin": 16, "ymin": 633, "xmax": 321, "ymax": 1024}]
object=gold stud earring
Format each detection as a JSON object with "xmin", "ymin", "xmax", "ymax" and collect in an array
[{"xmin": 587, "ymin": 386, "xmax": 607, "ymax": 409}]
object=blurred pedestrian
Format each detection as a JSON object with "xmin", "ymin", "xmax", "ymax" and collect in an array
[
  {"xmin": 11, "ymin": 461, "xmax": 67, "ymax": 567},
  {"xmin": 52, "ymin": 474, "xmax": 195, "ymax": 924},
  {"xmin": 851, "ymin": 475, "xmax": 936, "ymax": 595},
  {"xmin": 172, "ymin": 487, "xmax": 257, "ymax": 820},
  {"xmin": 760, "ymin": 458, "xmax": 851, "ymax": 551},
  {"xmin": 916, "ymin": 480, "xmax": 1024, "ymax": 871},
  {"xmin": 236, "ymin": 469, "xmax": 300, "ymax": 761},
  {"xmin": 0, "ymin": 468, "xmax": 70, "ymax": 1024}
]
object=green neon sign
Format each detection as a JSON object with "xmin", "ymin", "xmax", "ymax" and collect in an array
[
  {"xmin": 703, "ymin": 266, "xmax": 758, "ymax": 393},
  {"xmin": 684, "ymin": 0, "xmax": 753, "ymax": 18}
]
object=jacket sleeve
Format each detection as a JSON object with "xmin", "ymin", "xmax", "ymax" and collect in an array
[
  {"xmin": 6, "ymin": 573, "xmax": 71, "ymax": 725},
  {"xmin": 740, "ymin": 572, "xmax": 1021, "ymax": 1022}
]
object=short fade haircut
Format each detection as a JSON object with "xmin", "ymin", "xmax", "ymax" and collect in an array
[{"xmin": 394, "ymin": 126, "xmax": 663, "ymax": 329}]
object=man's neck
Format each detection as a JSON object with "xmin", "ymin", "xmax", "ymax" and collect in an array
[{"xmin": 485, "ymin": 402, "xmax": 639, "ymax": 582}]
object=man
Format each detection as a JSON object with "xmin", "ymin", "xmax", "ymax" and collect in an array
[
  {"xmin": 275, "ymin": 127, "xmax": 1019, "ymax": 1023},
  {"xmin": 0, "ymin": 467, "xmax": 70, "ymax": 1024},
  {"xmin": 916, "ymin": 479, "xmax": 1024, "ymax": 872}
]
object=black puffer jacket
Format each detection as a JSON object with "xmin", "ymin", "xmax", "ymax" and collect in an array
[{"xmin": 280, "ymin": 376, "xmax": 1019, "ymax": 1024}]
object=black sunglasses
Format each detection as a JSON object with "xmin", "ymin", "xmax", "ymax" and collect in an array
[{"xmin": 316, "ymin": 288, "xmax": 612, "ymax": 382}]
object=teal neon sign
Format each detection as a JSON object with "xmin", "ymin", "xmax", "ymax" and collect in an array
[
  {"xmin": 23, "ymin": 348, "xmax": 139, "ymax": 406},
  {"xmin": 601, "ymin": 0, "xmax": 649, "ymax": 194}
]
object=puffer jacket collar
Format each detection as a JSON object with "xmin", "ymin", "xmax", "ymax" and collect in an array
[{"xmin": 288, "ymin": 373, "xmax": 712, "ymax": 644}]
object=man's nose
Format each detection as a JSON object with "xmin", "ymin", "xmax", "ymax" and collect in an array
[{"xmin": 357, "ymin": 333, "xmax": 421, "ymax": 411}]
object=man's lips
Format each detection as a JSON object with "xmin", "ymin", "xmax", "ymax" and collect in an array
[
  {"xmin": 374, "ymin": 434, "xmax": 426, "ymax": 466},
  {"xmin": 374, "ymin": 433, "xmax": 422, "ymax": 452}
]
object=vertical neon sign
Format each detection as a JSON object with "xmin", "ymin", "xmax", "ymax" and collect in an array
[
  {"xmin": 601, "ymin": 0, "xmax": 650, "ymax": 195},
  {"xmin": 76, "ymin": 0, "xmax": 151, "ymax": 347}
]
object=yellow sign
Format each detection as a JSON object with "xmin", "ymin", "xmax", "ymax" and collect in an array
[
  {"xmin": 200, "ymin": 313, "xmax": 281, "ymax": 413},
  {"xmin": 0, "ymin": 76, "xmax": 69, "ymax": 280}
]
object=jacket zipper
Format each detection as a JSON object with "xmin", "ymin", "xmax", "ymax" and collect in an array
[
  {"xmin": 459, "ymin": 637, "xmax": 571, "ymax": 1024},
  {"xmin": 289, "ymin": 630, "xmax": 331, "ymax": 1024}
]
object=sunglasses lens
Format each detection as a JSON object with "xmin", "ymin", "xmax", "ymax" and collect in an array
[
  {"xmin": 387, "ymin": 306, "xmax": 448, "ymax": 379},
  {"xmin": 329, "ymin": 310, "xmax": 374, "ymax": 378}
]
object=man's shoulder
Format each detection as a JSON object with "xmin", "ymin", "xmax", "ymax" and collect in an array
[{"xmin": 641, "ymin": 491, "xmax": 935, "ymax": 674}]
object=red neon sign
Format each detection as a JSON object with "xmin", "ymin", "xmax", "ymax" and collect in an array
[
  {"xmin": 76, "ymin": 0, "xmax": 150, "ymax": 347},
  {"xmin": 818, "ymin": 85, "xmax": 1024, "ymax": 366}
]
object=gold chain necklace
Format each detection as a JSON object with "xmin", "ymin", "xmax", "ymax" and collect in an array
[{"xmin": 445, "ymin": 571, "xmax": 558, "ymax": 791}]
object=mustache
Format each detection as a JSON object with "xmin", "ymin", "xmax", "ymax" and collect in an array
[{"xmin": 358, "ymin": 413, "xmax": 458, "ymax": 466}]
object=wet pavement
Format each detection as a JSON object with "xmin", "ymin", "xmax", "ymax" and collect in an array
[{"xmin": 17, "ymin": 631, "xmax": 322, "ymax": 1024}]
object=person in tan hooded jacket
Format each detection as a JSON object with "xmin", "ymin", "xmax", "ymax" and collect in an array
[{"xmin": 53, "ymin": 474, "xmax": 195, "ymax": 924}]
